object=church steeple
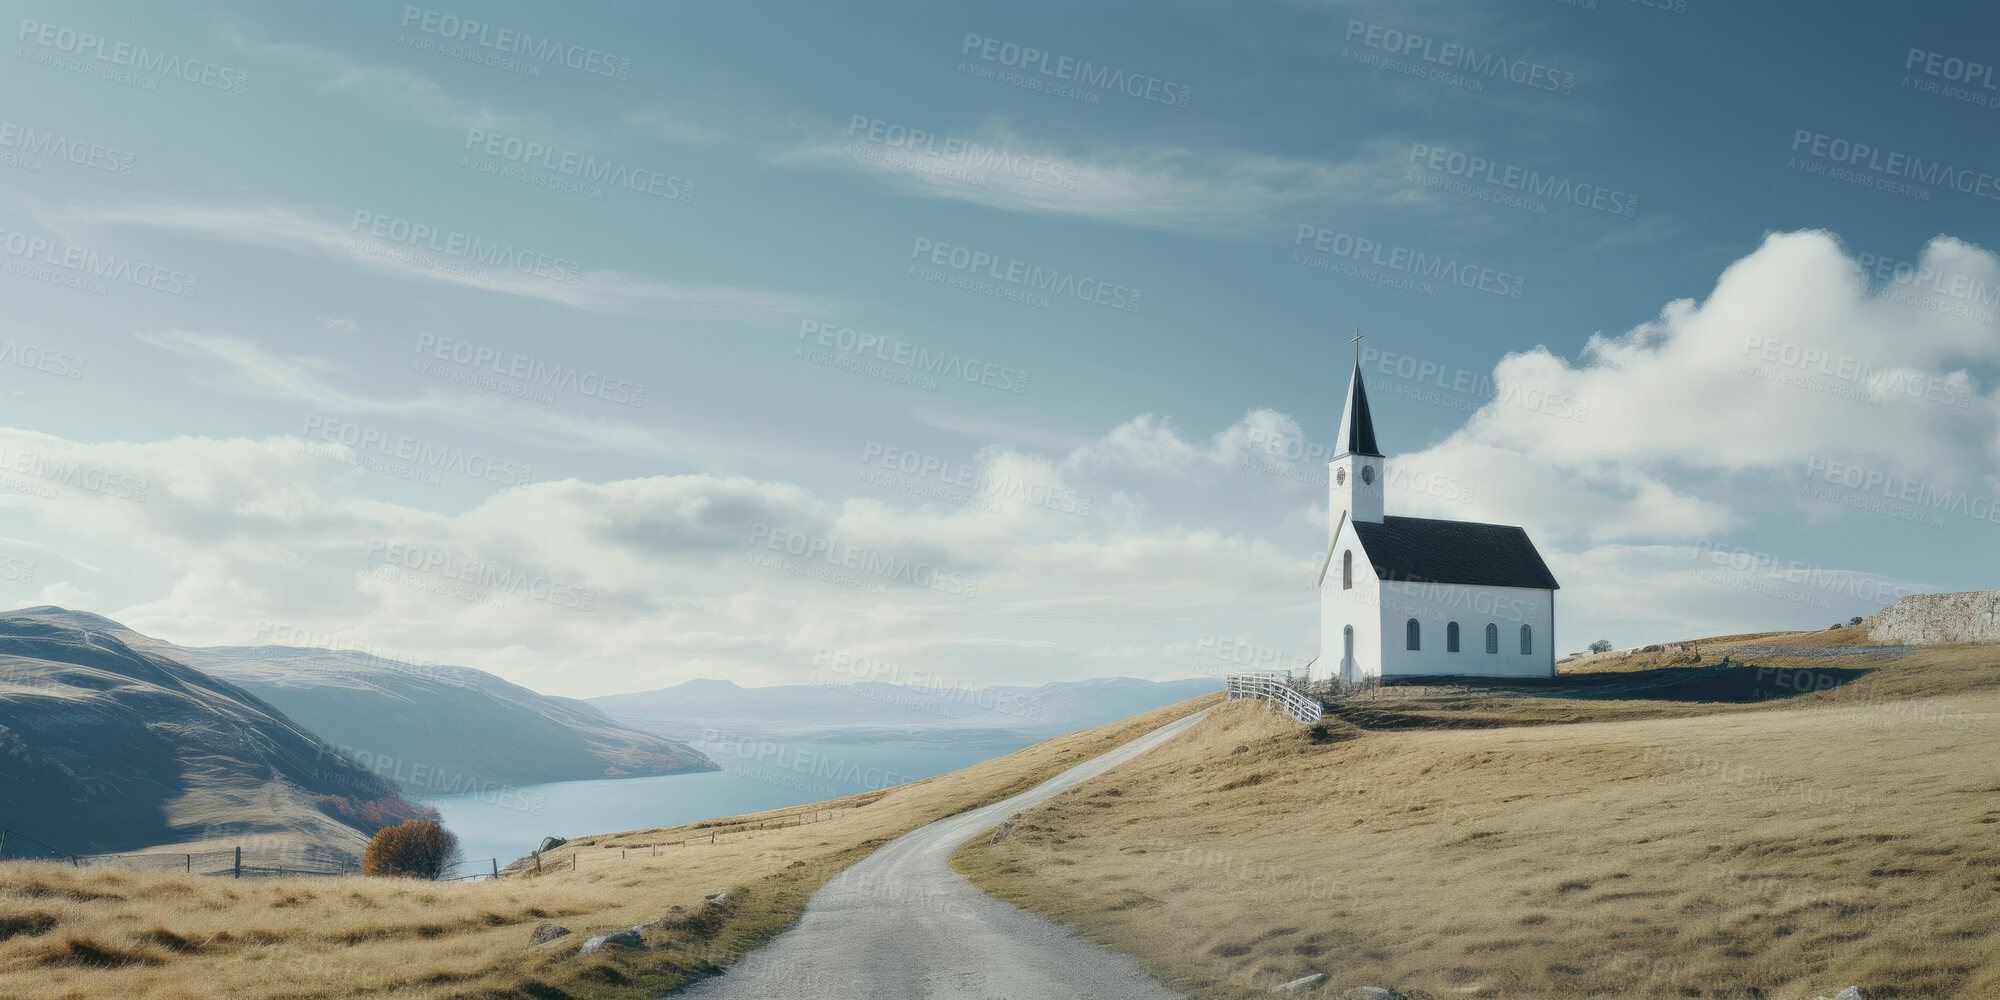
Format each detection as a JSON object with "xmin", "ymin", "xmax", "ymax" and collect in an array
[
  {"xmin": 1330, "ymin": 361, "xmax": 1385, "ymax": 534},
  {"xmin": 1335, "ymin": 363, "xmax": 1384, "ymax": 459}
]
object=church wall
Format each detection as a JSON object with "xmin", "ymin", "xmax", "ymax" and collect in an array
[
  {"xmin": 1319, "ymin": 524, "xmax": 1383, "ymax": 682},
  {"xmin": 1374, "ymin": 582, "xmax": 1555, "ymax": 678}
]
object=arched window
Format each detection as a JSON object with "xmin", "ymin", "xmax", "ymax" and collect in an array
[
  {"xmin": 1342, "ymin": 551, "xmax": 1353, "ymax": 591},
  {"xmin": 1405, "ymin": 618, "xmax": 1420, "ymax": 650},
  {"xmin": 1520, "ymin": 625, "xmax": 1533, "ymax": 655},
  {"xmin": 1446, "ymin": 622, "xmax": 1460, "ymax": 653},
  {"xmin": 1484, "ymin": 623, "xmax": 1499, "ymax": 654}
]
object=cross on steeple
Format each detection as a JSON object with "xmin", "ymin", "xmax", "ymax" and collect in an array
[{"xmin": 1349, "ymin": 327, "xmax": 1363, "ymax": 367}]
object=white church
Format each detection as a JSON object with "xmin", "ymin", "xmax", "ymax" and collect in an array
[{"xmin": 1318, "ymin": 361, "xmax": 1560, "ymax": 681}]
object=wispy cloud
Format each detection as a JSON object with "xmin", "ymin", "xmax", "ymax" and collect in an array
[
  {"xmin": 85, "ymin": 202, "xmax": 826, "ymax": 321},
  {"xmin": 776, "ymin": 119, "xmax": 1428, "ymax": 236},
  {"xmin": 217, "ymin": 15, "xmax": 548, "ymax": 137},
  {"xmin": 136, "ymin": 329, "xmax": 802, "ymax": 469}
]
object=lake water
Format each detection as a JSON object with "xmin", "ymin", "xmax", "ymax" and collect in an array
[{"xmin": 425, "ymin": 736, "xmax": 1028, "ymax": 872}]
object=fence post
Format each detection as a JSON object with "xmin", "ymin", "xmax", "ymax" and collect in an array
[
  {"xmin": 534, "ymin": 853, "xmax": 541, "ymax": 873},
  {"xmin": 186, "ymin": 854, "xmax": 191, "ymax": 874},
  {"xmin": 234, "ymin": 846, "xmax": 242, "ymax": 879},
  {"xmin": 571, "ymin": 854, "xmax": 576, "ymax": 872},
  {"xmin": 491, "ymin": 858, "xmax": 498, "ymax": 878},
  {"xmin": 0, "ymin": 828, "xmax": 8, "ymax": 860}
]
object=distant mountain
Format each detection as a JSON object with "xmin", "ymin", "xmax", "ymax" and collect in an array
[
  {"xmin": 591, "ymin": 675, "xmax": 1223, "ymax": 748},
  {"xmin": 168, "ymin": 645, "xmax": 718, "ymax": 796},
  {"xmin": 0, "ymin": 607, "xmax": 428, "ymax": 858}
]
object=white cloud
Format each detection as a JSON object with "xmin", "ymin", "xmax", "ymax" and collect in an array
[{"xmin": 12, "ymin": 231, "xmax": 1993, "ymax": 692}]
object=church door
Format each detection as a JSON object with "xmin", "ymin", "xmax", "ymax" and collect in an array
[{"xmin": 1342, "ymin": 625, "xmax": 1355, "ymax": 683}]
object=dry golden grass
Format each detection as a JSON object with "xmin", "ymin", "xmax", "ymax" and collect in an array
[
  {"xmin": 0, "ymin": 692, "xmax": 1221, "ymax": 1000},
  {"xmin": 954, "ymin": 641, "xmax": 2000, "ymax": 1000}
]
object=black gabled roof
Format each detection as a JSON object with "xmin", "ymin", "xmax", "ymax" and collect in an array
[
  {"xmin": 1340, "ymin": 364, "xmax": 1383, "ymax": 457},
  {"xmin": 1351, "ymin": 515, "xmax": 1560, "ymax": 590}
]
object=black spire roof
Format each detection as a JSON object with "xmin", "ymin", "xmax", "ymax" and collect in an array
[{"xmin": 1339, "ymin": 363, "xmax": 1383, "ymax": 457}]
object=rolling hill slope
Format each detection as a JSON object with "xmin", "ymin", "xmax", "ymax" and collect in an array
[
  {"xmin": 0, "ymin": 608, "xmax": 425, "ymax": 858},
  {"xmin": 172, "ymin": 644, "xmax": 717, "ymax": 794}
]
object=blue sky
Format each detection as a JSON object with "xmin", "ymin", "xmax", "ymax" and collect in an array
[{"xmin": 4, "ymin": 0, "xmax": 1997, "ymax": 696}]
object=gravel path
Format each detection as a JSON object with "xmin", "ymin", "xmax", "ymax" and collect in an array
[{"xmin": 673, "ymin": 710, "xmax": 1207, "ymax": 999}]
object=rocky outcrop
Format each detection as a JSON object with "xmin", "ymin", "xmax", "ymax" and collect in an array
[
  {"xmin": 1865, "ymin": 591, "xmax": 2000, "ymax": 644},
  {"xmin": 528, "ymin": 923, "xmax": 571, "ymax": 946}
]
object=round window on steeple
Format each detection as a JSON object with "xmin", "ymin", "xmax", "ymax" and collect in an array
[
  {"xmin": 1361, "ymin": 465, "xmax": 1375, "ymax": 486},
  {"xmin": 1335, "ymin": 467, "xmax": 1346, "ymax": 486}
]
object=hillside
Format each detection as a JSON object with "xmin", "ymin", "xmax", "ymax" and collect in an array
[
  {"xmin": 954, "ymin": 630, "xmax": 2000, "ymax": 1000},
  {"xmin": 0, "ymin": 608, "xmax": 428, "ymax": 860},
  {"xmin": 0, "ymin": 694, "xmax": 1221, "ymax": 1000},
  {"xmin": 592, "ymin": 675, "xmax": 1222, "ymax": 748},
  {"xmin": 171, "ymin": 644, "xmax": 716, "ymax": 793}
]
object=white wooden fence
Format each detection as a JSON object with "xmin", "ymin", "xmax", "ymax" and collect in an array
[{"xmin": 1225, "ymin": 672, "xmax": 1323, "ymax": 725}]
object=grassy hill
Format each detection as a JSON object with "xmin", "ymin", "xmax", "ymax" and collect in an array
[
  {"xmin": 952, "ymin": 630, "xmax": 2000, "ymax": 1000},
  {"xmin": 0, "ymin": 608, "xmax": 429, "ymax": 861},
  {"xmin": 0, "ymin": 694, "xmax": 1221, "ymax": 1000}
]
